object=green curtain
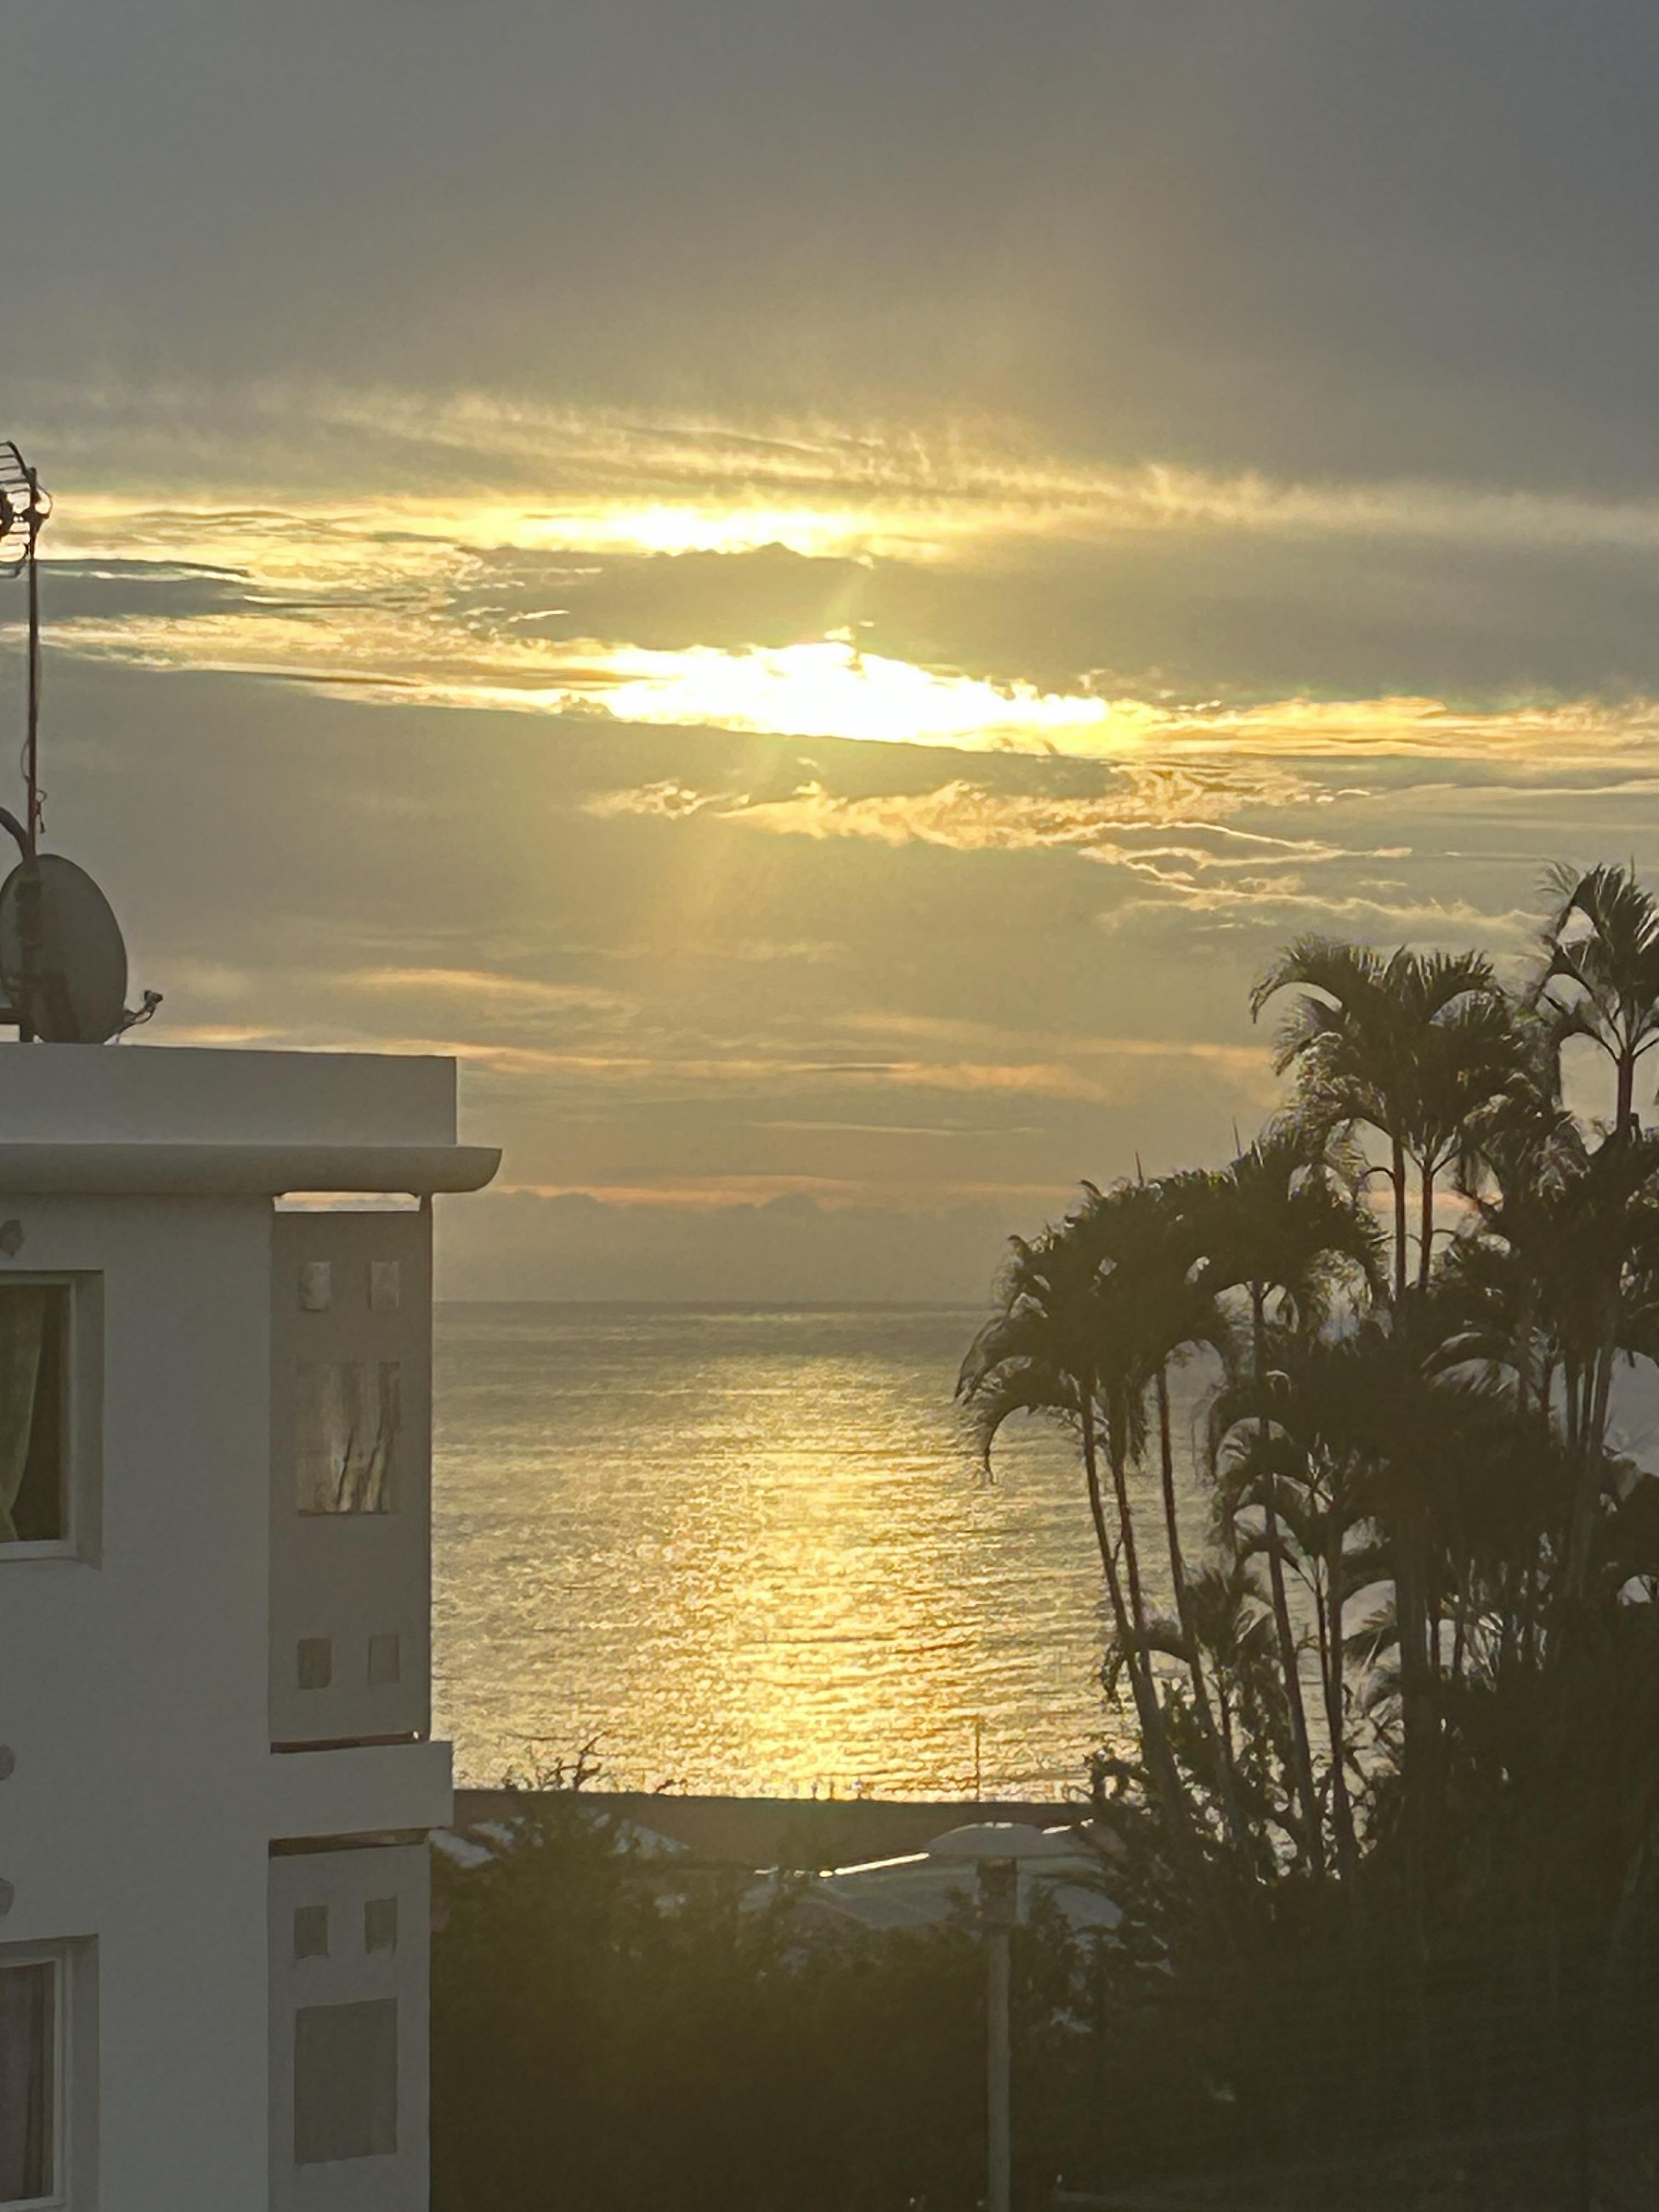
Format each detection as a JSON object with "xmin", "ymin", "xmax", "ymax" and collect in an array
[
  {"xmin": 0, "ymin": 1288, "xmax": 46, "ymax": 1544},
  {"xmin": 0, "ymin": 1961, "xmax": 53, "ymax": 2202}
]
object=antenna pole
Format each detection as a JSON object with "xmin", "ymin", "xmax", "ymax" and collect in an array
[{"xmin": 25, "ymin": 467, "xmax": 41, "ymax": 849}]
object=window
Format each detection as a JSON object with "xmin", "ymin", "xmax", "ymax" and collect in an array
[
  {"xmin": 296, "ymin": 1638, "xmax": 333, "ymax": 1691},
  {"xmin": 0, "ymin": 1959, "xmax": 55, "ymax": 2206},
  {"xmin": 294, "ymin": 1363, "xmax": 400, "ymax": 1514},
  {"xmin": 297, "ymin": 1262, "xmax": 332, "ymax": 1313},
  {"xmin": 368, "ymin": 1260, "xmax": 400, "ymax": 1312},
  {"xmin": 0, "ymin": 1288, "xmax": 67, "ymax": 1548},
  {"xmin": 293, "ymin": 1907, "xmax": 329, "ymax": 1962},
  {"xmin": 363, "ymin": 1898, "xmax": 398, "ymax": 1955},
  {"xmin": 294, "ymin": 2000, "xmax": 397, "ymax": 2164}
]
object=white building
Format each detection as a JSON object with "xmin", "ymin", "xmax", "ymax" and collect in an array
[{"xmin": 0, "ymin": 1043, "xmax": 498, "ymax": 2210}]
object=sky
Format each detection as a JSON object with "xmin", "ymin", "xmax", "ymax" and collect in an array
[{"xmin": 6, "ymin": 0, "xmax": 1659, "ymax": 1298}]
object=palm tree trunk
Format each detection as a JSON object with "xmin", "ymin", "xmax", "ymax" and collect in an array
[
  {"xmin": 1155, "ymin": 1364, "xmax": 1198, "ymax": 1688},
  {"xmin": 1324, "ymin": 1518, "xmax": 1356, "ymax": 1880},
  {"xmin": 1391, "ymin": 1135, "xmax": 1409, "ymax": 1304},
  {"xmin": 1080, "ymin": 1384, "xmax": 1198, "ymax": 1866},
  {"xmin": 1417, "ymin": 1155, "xmax": 1436, "ymax": 1289},
  {"xmin": 1566, "ymin": 1330, "xmax": 1617, "ymax": 1602},
  {"xmin": 1498, "ymin": 1580, "xmax": 1518, "ymax": 1683},
  {"xmin": 1106, "ymin": 1397, "xmax": 1149, "ymax": 1644},
  {"xmin": 1515, "ymin": 1292, "xmax": 1538, "ymax": 1425},
  {"xmin": 1312, "ymin": 1565, "xmax": 1337, "ymax": 1831},
  {"xmin": 1252, "ymin": 1286, "xmax": 1324, "ymax": 1878},
  {"xmin": 1395, "ymin": 1524, "xmax": 1432, "ymax": 1922},
  {"xmin": 1526, "ymin": 1557, "xmax": 1548, "ymax": 1669},
  {"xmin": 1158, "ymin": 1362, "xmax": 1249, "ymax": 1855},
  {"xmin": 1081, "ymin": 1389, "xmax": 1139, "ymax": 1686},
  {"xmin": 1449, "ymin": 1571, "xmax": 1469, "ymax": 1684}
]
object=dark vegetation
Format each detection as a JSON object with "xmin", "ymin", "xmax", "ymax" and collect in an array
[
  {"xmin": 434, "ymin": 864, "xmax": 1659, "ymax": 2208},
  {"xmin": 432, "ymin": 1781, "xmax": 1092, "ymax": 2212}
]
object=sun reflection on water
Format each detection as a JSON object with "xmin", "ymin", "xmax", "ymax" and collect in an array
[{"xmin": 432, "ymin": 1304, "xmax": 1210, "ymax": 1799}]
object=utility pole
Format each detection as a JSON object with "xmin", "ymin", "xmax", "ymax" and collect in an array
[
  {"xmin": 926, "ymin": 1821, "xmax": 1074, "ymax": 2212},
  {"xmin": 981, "ymin": 1857, "xmax": 1016, "ymax": 2212}
]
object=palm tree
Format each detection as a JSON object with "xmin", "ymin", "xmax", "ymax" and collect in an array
[
  {"xmin": 1540, "ymin": 1137, "xmax": 1659, "ymax": 1602},
  {"xmin": 956, "ymin": 1200, "xmax": 1202, "ymax": 1868},
  {"xmin": 960, "ymin": 1180, "xmax": 1266, "ymax": 1880},
  {"xmin": 1533, "ymin": 861, "xmax": 1659, "ymax": 1139},
  {"xmin": 1176, "ymin": 1132, "xmax": 1384, "ymax": 1877},
  {"xmin": 1182, "ymin": 1556, "xmax": 1285, "ymax": 1875},
  {"xmin": 951, "ymin": 873, "xmax": 1659, "ymax": 2181},
  {"xmin": 1453, "ymin": 1106, "xmax": 1659, "ymax": 1606},
  {"xmin": 1118, "ymin": 1176, "xmax": 1252, "ymax": 1854},
  {"xmin": 1447, "ymin": 1024, "xmax": 1581, "ymax": 1424},
  {"xmin": 1209, "ymin": 1328, "xmax": 1403, "ymax": 1882},
  {"xmin": 1252, "ymin": 939, "xmax": 1517, "ymax": 1296},
  {"xmin": 1105, "ymin": 1178, "xmax": 1227, "ymax": 1728}
]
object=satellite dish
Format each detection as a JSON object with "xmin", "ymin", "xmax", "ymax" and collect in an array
[
  {"xmin": 0, "ymin": 855, "xmax": 130, "ymax": 1043},
  {"xmin": 0, "ymin": 442, "xmax": 163, "ymax": 1042}
]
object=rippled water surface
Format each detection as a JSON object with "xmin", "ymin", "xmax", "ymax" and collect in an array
[{"xmin": 433, "ymin": 1303, "xmax": 1209, "ymax": 1797}]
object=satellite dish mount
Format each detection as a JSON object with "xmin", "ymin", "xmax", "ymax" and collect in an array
[
  {"xmin": 0, "ymin": 442, "xmax": 48, "ymax": 866},
  {"xmin": 0, "ymin": 444, "xmax": 161, "ymax": 1042}
]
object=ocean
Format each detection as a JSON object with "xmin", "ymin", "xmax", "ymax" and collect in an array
[{"xmin": 431, "ymin": 1303, "xmax": 1210, "ymax": 1799}]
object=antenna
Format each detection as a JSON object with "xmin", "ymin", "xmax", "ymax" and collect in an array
[
  {"xmin": 0, "ymin": 442, "xmax": 50, "ymax": 854},
  {"xmin": 0, "ymin": 442, "xmax": 161, "ymax": 1042}
]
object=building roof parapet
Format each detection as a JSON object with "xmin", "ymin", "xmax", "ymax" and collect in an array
[
  {"xmin": 0, "ymin": 1141, "xmax": 500, "ymax": 1197},
  {"xmin": 0, "ymin": 1044, "xmax": 498, "ymax": 1194},
  {"xmin": 0, "ymin": 1043, "xmax": 462, "ymax": 1147}
]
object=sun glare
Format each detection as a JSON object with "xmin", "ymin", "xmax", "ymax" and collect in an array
[{"xmin": 557, "ymin": 641, "xmax": 1122, "ymax": 751}]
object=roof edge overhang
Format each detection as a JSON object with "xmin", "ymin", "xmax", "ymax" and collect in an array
[{"xmin": 0, "ymin": 1143, "xmax": 502, "ymax": 1197}]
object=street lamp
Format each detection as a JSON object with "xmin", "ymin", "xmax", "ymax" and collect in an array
[{"xmin": 927, "ymin": 1821, "xmax": 1076, "ymax": 2212}]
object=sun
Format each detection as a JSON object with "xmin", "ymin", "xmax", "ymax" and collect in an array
[{"xmin": 556, "ymin": 639, "xmax": 1125, "ymax": 753}]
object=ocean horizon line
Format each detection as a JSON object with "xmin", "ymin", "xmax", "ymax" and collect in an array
[{"xmin": 435, "ymin": 1296, "xmax": 988, "ymax": 1312}]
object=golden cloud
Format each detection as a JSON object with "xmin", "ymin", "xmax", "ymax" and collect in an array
[
  {"xmin": 45, "ymin": 383, "xmax": 1659, "ymax": 564},
  {"xmin": 698, "ymin": 774, "xmax": 1332, "ymax": 848},
  {"xmin": 51, "ymin": 584, "xmax": 1659, "ymax": 771}
]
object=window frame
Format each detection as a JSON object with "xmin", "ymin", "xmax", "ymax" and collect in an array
[
  {"xmin": 292, "ymin": 1995, "xmax": 400, "ymax": 2166},
  {"xmin": 0, "ymin": 1277, "xmax": 97, "ymax": 1567},
  {"xmin": 292, "ymin": 1358, "xmax": 402, "ymax": 1518},
  {"xmin": 0, "ymin": 1948, "xmax": 66, "ymax": 2212}
]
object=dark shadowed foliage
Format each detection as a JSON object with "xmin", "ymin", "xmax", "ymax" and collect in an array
[
  {"xmin": 430, "ymin": 1782, "xmax": 1102, "ymax": 2212},
  {"xmin": 952, "ymin": 862, "xmax": 1659, "ymax": 2206}
]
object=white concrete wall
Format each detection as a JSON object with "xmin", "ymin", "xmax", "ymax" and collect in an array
[
  {"xmin": 0, "ymin": 1182, "xmax": 450, "ymax": 2210},
  {"xmin": 268, "ymin": 1844, "xmax": 431, "ymax": 2212},
  {"xmin": 0, "ymin": 1045, "xmax": 457, "ymax": 1148},
  {"xmin": 0, "ymin": 1193, "xmax": 276, "ymax": 2210},
  {"xmin": 266, "ymin": 1743, "xmax": 451, "ymax": 1842}
]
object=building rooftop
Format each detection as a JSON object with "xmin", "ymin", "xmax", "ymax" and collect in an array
[{"xmin": 0, "ymin": 1043, "xmax": 499, "ymax": 1196}]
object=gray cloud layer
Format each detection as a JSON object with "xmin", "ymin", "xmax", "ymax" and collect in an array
[
  {"xmin": 5, "ymin": 3, "xmax": 1659, "ymax": 1295},
  {"xmin": 11, "ymin": 2, "xmax": 1659, "ymax": 489}
]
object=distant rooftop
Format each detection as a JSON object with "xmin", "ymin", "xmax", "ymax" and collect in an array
[{"xmin": 775, "ymin": 1849, "xmax": 1124, "ymax": 1936}]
